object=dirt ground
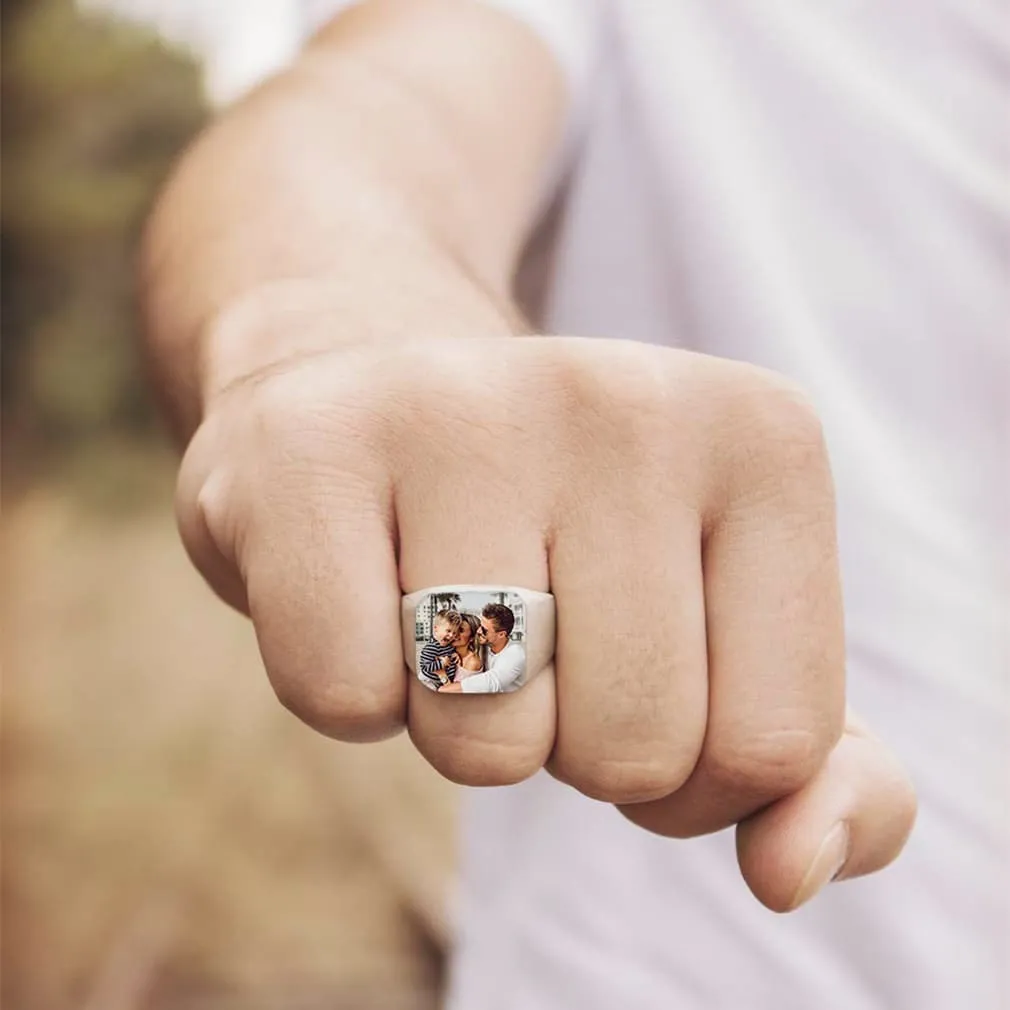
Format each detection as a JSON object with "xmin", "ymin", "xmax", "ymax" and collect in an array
[{"xmin": 2, "ymin": 462, "xmax": 458, "ymax": 1010}]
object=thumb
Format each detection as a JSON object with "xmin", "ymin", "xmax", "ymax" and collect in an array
[{"xmin": 735, "ymin": 711, "xmax": 917, "ymax": 912}]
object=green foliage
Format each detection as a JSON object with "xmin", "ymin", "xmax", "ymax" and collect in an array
[{"xmin": 2, "ymin": 0, "xmax": 207, "ymax": 450}]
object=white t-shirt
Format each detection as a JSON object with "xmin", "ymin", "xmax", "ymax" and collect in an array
[
  {"xmin": 99, "ymin": 1, "xmax": 1009, "ymax": 1006},
  {"xmin": 460, "ymin": 640, "xmax": 527, "ymax": 694},
  {"xmin": 441, "ymin": 6, "xmax": 1009, "ymax": 1010}
]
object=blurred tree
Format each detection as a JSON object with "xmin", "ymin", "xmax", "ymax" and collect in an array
[
  {"xmin": 432, "ymin": 593, "xmax": 463, "ymax": 613},
  {"xmin": 1, "ymin": 0, "xmax": 206, "ymax": 457}
]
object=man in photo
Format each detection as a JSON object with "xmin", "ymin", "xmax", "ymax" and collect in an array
[
  {"xmin": 418, "ymin": 609, "xmax": 461, "ymax": 690},
  {"xmin": 439, "ymin": 603, "xmax": 525, "ymax": 695}
]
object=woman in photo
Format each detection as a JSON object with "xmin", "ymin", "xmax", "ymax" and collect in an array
[{"xmin": 453, "ymin": 613, "xmax": 484, "ymax": 681}]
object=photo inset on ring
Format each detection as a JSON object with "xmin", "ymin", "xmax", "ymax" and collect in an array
[{"xmin": 414, "ymin": 590, "xmax": 527, "ymax": 694}]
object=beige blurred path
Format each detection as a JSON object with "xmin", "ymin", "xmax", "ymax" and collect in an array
[{"xmin": 2, "ymin": 480, "xmax": 458, "ymax": 1010}]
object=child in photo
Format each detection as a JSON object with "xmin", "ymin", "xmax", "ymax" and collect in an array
[{"xmin": 418, "ymin": 609, "xmax": 461, "ymax": 690}]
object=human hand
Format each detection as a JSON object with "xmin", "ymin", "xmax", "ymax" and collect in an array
[
  {"xmin": 438, "ymin": 682, "xmax": 464, "ymax": 693},
  {"xmin": 176, "ymin": 334, "xmax": 915, "ymax": 911}
]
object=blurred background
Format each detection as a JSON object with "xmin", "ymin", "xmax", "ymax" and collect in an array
[{"xmin": 2, "ymin": 2, "xmax": 458, "ymax": 1007}]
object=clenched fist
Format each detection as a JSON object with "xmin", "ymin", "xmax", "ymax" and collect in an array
[{"xmin": 175, "ymin": 334, "xmax": 915, "ymax": 912}]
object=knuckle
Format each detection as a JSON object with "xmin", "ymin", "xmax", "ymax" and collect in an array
[
  {"xmin": 222, "ymin": 353, "xmax": 378, "ymax": 461},
  {"xmin": 410, "ymin": 684, "xmax": 555, "ymax": 788},
  {"xmin": 732, "ymin": 371, "xmax": 828, "ymax": 468},
  {"xmin": 190, "ymin": 468, "xmax": 238, "ymax": 558},
  {"xmin": 705, "ymin": 727, "xmax": 829, "ymax": 797},
  {"xmin": 563, "ymin": 341, "xmax": 675, "ymax": 425},
  {"xmin": 273, "ymin": 675, "xmax": 402, "ymax": 743},
  {"xmin": 706, "ymin": 367, "xmax": 834, "ymax": 514},
  {"xmin": 553, "ymin": 342, "xmax": 687, "ymax": 481},
  {"xmin": 418, "ymin": 734, "xmax": 547, "ymax": 788},
  {"xmin": 557, "ymin": 753, "xmax": 690, "ymax": 805},
  {"xmin": 215, "ymin": 360, "xmax": 388, "ymax": 506},
  {"xmin": 245, "ymin": 368, "xmax": 332, "ymax": 449}
]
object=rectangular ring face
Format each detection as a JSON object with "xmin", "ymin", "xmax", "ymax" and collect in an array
[{"xmin": 413, "ymin": 589, "xmax": 528, "ymax": 695}]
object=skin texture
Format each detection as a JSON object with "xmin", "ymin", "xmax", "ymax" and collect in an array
[{"xmin": 142, "ymin": 0, "xmax": 916, "ymax": 913}]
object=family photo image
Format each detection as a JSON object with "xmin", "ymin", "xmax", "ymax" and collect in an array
[{"xmin": 413, "ymin": 590, "xmax": 528, "ymax": 694}]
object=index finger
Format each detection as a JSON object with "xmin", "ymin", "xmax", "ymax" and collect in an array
[{"xmin": 182, "ymin": 383, "xmax": 408, "ymax": 743}]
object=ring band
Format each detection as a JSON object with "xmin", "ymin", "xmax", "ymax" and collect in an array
[{"xmin": 402, "ymin": 584, "xmax": 555, "ymax": 694}]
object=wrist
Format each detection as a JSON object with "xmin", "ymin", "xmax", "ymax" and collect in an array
[
  {"xmin": 199, "ymin": 280, "xmax": 355, "ymax": 410},
  {"xmin": 198, "ymin": 261, "xmax": 522, "ymax": 422}
]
